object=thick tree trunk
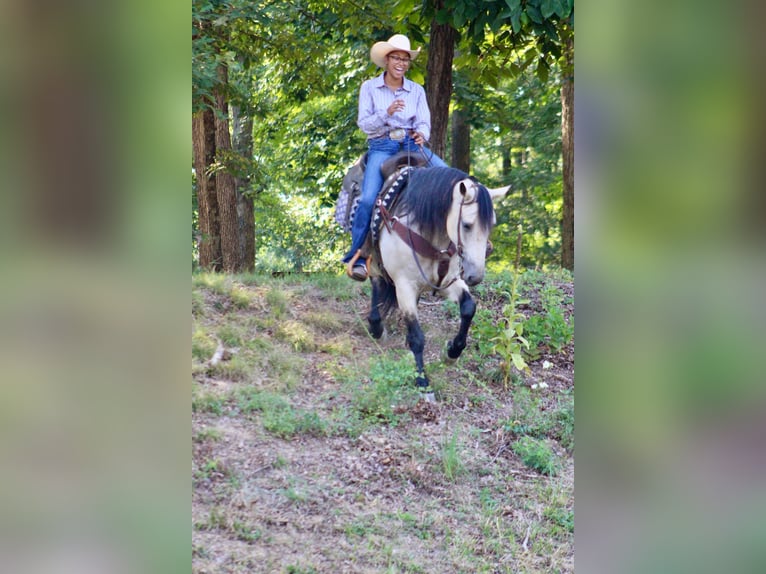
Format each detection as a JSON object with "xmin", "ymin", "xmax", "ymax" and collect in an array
[
  {"xmin": 192, "ymin": 107, "xmax": 222, "ymax": 270},
  {"xmin": 231, "ymin": 102, "xmax": 255, "ymax": 271},
  {"xmin": 450, "ymin": 107, "xmax": 470, "ymax": 172},
  {"xmin": 425, "ymin": 9, "xmax": 456, "ymax": 159},
  {"xmin": 561, "ymin": 34, "xmax": 574, "ymax": 271},
  {"xmin": 213, "ymin": 64, "xmax": 242, "ymax": 273}
]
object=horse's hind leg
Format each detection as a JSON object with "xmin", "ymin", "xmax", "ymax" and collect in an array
[
  {"xmin": 445, "ymin": 282, "xmax": 476, "ymax": 361},
  {"xmin": 367, "ymin": 278, "xmax": 385, "ymax": 339}
]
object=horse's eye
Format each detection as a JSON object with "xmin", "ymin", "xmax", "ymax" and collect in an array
[
  {"xmin": 486, "ymin": 240, "xmax": 494, "ymax": 257},
  {"xmin": 462, "ymin": 222, "xmax": 473, "ymax": 232}
]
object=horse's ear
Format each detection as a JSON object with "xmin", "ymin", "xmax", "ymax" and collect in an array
[
  {"xmin": 488, "ymin": 185, "xmax": 511, "ymax": 202},
  {"xmin": 459, "ymin": 180, "xmax": 477, "ymax": 203}
]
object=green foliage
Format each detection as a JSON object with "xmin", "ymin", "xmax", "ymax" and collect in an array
[
  {"xmin": 237, "ymin": 388, "xmax": 328, "ymax": 438},
  {"xmin": 192, "ymin": 0, "xmax": 572, "ymax": 272},
  {"xmin": 523, "ymin": 280, "xmax": 573, "ymax": 356},
  {"xmin": 347, "ymin": 353, "xmax": 420, "ymax": 426},
  {"xmin": 441, "ymin": 431, "xmax": 465, "ymax": 481},
  {"xmin": 512, "ymin": 436, "xmax": 560, "ymax": 476}
]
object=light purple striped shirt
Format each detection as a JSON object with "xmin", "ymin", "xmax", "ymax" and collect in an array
[{"xmin": 357, "ymin": 73, "xmax": 431, "ymax": 142}]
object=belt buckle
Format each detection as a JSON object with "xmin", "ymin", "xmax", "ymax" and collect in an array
[{"xmin": 389, "ymin": 128, "xmax": 406, "ymax": 141}]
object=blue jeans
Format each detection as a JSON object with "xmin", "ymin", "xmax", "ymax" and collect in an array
[{"xmin": 342, "ymin": 136, "xmax": 448, "ymax": 263}]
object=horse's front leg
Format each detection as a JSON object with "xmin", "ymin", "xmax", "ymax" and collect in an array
[
  {"xmin": 445, "ymin": 280, "xmax": 476, "ymax": 361},
  {"xmin": 395, "ymin": 284, "xmax": 430, "ymax": 389},
  {"xmin": 404, "ymin": 315, "xmax": 428, "ymax": 388}
]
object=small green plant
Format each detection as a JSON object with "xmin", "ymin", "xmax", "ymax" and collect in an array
[
  {"xmin": 274, "ymin": 320, "xmax": 316, "ymax": 352},
  {"xmin": 441, "ymin": 431, "xmax": 465, "ymax": 482},
  {"xmin": 265, "ymin": 287, "xmax": 289, "ymax": 318},
  {"xmin": 512, "ymin": 436, "xmax": 560, "ymax": 476},
  {"xmin": 491, "ymin": 226, "xmax": 531, "ymax": 386},
  {"xmin": 504, "ymin": 386, "xmax": 553, "ymax": 439},
  {"xmin": 523, "ymin": 280, "xmax": 573, "ymax": 357},
  {"xmin": 192, "ymin": 327, "xmax": 217, "ymax": 362},
  {"xmin": 349, "ymin": 354, "xmax": 419, "ymax": 425},
  {"xmin": 192, "ymin": 390, "xmax": 225, "ymax": 415},
  {"xmin": 237, "ymin": 388, "xmax": 328, "ymax": 438}
]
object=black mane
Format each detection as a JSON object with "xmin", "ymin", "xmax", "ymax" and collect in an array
[{"xmin": 396, "ymin": 167, "xmax": 494, "ymax": 241}]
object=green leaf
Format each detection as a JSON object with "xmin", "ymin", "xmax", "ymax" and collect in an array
[
  {"xmin": 540, "ymin": 0, "xmax": 556, "ymax": 19},
  {"xmin": 511, "ymin": 352, "xmax": 527, "ymax": 370}
]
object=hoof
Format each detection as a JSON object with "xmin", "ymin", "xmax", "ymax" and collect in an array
[
  {"xmin": 368, "ymin": 320, "xmax": 384, "ymax": 339},
  {"xmin": 442, "ymin": 343, "xmax": 457, "ymax": 365},
  {"xmin": 421, "ymin": 390, "xmax": 436, "ymax": 403}
]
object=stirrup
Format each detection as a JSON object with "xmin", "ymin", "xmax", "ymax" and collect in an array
[{"xmin": 346, "ymin": 250, "xmax": 366, "ymax": 279}]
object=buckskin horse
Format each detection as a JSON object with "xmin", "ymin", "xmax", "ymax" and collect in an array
[{"xmin": 353, "ymin": 160, "xmax": 508, "ymax": 400}]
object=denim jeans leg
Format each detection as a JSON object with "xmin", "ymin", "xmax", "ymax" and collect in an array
[{"xmin": 343, "ymin": 141, "xmax": 397, "ymax": 262}]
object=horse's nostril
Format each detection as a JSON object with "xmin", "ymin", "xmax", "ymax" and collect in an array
[{"xmin": 464, "ymin": 274, "xmax": 482, "ymax": 287}]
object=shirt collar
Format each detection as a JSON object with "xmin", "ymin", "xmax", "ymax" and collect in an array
[{"xmin": 374, "ymin": 72, "xmax": 412, "ymax": 92}]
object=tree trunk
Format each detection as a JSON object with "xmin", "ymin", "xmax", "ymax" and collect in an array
[
  {"xmin": 450, "ymin": 107, "xmax": 470, "ymax": 172},
  {"xmin": 192, "ymin": 107, "xmax": 222, "ymax": 270},
  {"xmin": 425, "ymin": 9, "xmax": 456, "ymax": 159},
  {"xmin": 213, "ymin": 64, "xmax": 242, "ymax": 273},
  {"xmin": 231, "ymin": 102, "xmax": 255, "ymax": 271},
  {"xmin": 560, "ymin": 33, "xmax": 574, "ymax": 271}
]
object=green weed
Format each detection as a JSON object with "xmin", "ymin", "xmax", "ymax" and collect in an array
[
  {"xmin": 230, "ymin": 286, "xmax": 253, "ymax": 309},
  {"xmin": 512, "ymin": 436, "xmax": 560, "ymax": 476},
  {"xmin": 274, "ymin": 320, "xmax": 316, "ymax": 352},
  {"xmin": 217, "ymin": 323, "xmax": 244, "ymax": 347},
  {"xmin": 237, "ymin": 388, "xmax": 328, "ymax": 438},
  {"xmin": 192, "ymin": 390, "xmax": 225, "ymax": 416},
  {"xmin": 348, "ymin": 354, "xmax": 420, "ymax": 425},
  {"xmin": 208, "ymin": 354, "xmax": 251, "ymax": 381},
  {"xmin": 504, "ymin": 386, "xmax": 554, "ymax": 439},
  {"xmin": 441, "ymin": 431, "xmax": 465, "ymax": 482},
  {"xmin": 265, "ymin": 288, "xmax": 289, "ymax": 318},
  {"xmin": 192, "ymin": 327, "xmax": 217, "ymax": 362}
]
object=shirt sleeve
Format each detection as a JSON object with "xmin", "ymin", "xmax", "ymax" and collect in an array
[
  {"xmin": 412, "ymin": 84, "xmax": 431, "ymax": 143},
  {"xmin": 357, "ymin": 80, "xmax": 388, "ymax": 136}
]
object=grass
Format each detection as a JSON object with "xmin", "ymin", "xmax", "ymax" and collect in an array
[
  {"xmin": 192, "ymin": 270, "xmax": 574, "ymax": 573},
  {"xmin": 441, "ymin": 431, "xmax": 465, "ymax": 481},
  {"xmin": 512, "ymin": 436, "xmax": 561, "ymax": 476}
]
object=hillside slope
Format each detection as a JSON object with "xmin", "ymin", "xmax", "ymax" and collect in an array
[{"xmin": 192, "ymin": 270, "xmax": 574, "ymax": 573}]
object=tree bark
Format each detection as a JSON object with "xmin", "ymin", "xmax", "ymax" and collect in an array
[
  {"xmin": 425, "ymin": 9, "xmax": 456, "ymax": 159},
  {"xmin": 231, "ymin": 102, "xmax": 255, "ymax": 271},
  {"xmin": 192, "ymin": 107, "xmax": 222, "ymax": 270},
  {"xmin": 560, "ymin": 34, "xmax": 574, "ymax": 271},
  {"xmin": 213, "ymin": 63, "xmax": 242, "ymax": 273},
  {"xmin": 450, "ymin": 107, "xmax": 470, "ymax": 172}
]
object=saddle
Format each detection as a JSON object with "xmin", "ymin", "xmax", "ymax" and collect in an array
[{"xmin": 334, "ymin": 151, "xmax": 430, "ymax": 233}]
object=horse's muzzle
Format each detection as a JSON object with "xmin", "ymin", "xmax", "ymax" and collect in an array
[{"xmin": 462, "ymin": 269, "xmax": 484, "ymax": 287}]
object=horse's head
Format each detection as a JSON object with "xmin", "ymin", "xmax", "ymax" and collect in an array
[{"xmin": 447, "ymin": 178, "xmax": 510, "ymax": 286}]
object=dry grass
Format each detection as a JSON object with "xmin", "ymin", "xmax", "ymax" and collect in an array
[{"xmin": 192, "ymin": 271, "xmax": 574, "ymax": 573}]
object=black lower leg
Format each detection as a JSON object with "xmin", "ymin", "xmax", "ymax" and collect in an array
[
  {"xmin": 405, "ymin": 316, "xmax": 428, "ymax": 388},
  {"xmin": 367, "ymin": 278, "xmax": 384, "ymax": 339},
  {"xmin": 447, "ymin": 290, "xmax": 476, "ymax": 360}
]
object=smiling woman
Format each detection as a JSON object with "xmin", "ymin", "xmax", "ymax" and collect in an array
[{"xmin": 341, "ymin": 34, "xmax": 449, "ymax": 280}]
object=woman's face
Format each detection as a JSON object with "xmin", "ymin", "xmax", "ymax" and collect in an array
[{"xmin": 385, "ymin": 50, "xmax": 411, "ymax": 80}]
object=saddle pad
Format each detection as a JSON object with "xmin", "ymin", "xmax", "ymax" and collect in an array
[{"xmin": 371, "ymin": 166, "xmax": 414, "ymax": 245}]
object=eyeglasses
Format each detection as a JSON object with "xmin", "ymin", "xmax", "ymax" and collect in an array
[{"xmin": 388, "ymin": 55, "xmax": 411, "ymax": 65}]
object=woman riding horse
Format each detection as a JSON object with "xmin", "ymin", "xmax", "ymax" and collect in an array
[{"xmin": 341, "ymin": 34, "xmax": 448, "ymax": 281}]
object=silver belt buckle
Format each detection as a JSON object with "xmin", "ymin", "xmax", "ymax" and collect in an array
[{"xmin": 389, "ymin": 128, "xmax": 406, "ymax": 141}]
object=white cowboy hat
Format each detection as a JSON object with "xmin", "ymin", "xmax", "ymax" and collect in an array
[{"xmin": 370, "ymin": 34, "xmax": 421, "ymax": 68}]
